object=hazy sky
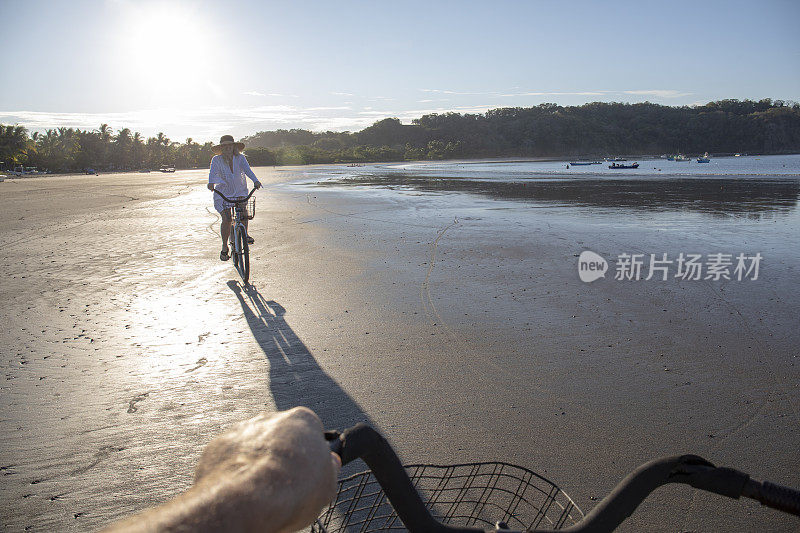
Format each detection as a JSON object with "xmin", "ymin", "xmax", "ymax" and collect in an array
[{"xmin": 1, "ymin": 0, "xmax": 798, "ymax": 142}]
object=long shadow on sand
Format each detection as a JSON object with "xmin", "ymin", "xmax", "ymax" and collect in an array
[{"xmin": 227, "ymin": 280, "xmax": 372, "ymax": 432}]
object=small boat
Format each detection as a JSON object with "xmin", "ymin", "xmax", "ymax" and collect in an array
[
  {"xmin": 697, "ymin": 152, "xmax": 710, "ymax": 163},
  {"xmin": 609, "ymin": 162, "xmax": 639, "ymax": 169},
  {"xmin": 569, "ymin": 162, "xmax": 594, "ymax": 166},
  {"xmin": 673, "ymin": 154, "xmax": 691, "ymax": 162},
  {"xmin": 159, "ymin": 167, "xmax": 176, "ymax": 173},
  {"xmin": 734, "ymin": 153, "xmax": 742, "ymax": 157}
]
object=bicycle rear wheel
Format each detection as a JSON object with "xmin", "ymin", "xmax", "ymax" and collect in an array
[
  {"xmin": 234, "ymin": 224, "xmax": 250, "ymax": 283},
  {"xmin": 313, "ymin": 462, "xmax": 583, "ymax": 532}
]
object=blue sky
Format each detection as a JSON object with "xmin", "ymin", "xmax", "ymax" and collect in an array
[{"xmin": 1, "ymin": 0, "xmax": 798, "ymax": 142}]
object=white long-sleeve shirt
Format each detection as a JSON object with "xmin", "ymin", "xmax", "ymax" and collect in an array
[{"xmin": 209, "ymin": 153, "xmax": 261, "ymax": 212}]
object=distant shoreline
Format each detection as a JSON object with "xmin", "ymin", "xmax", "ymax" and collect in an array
[{"xmin": 3, "ymin": 152, "xmax": 800, "ymax": 182}]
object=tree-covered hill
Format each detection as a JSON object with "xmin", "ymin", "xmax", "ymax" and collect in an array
[{"xmin": 242, "ymin": 99, "xmax": 800, "ymax": 164}]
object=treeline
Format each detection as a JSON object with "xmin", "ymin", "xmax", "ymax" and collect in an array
[
  {"xmin": 243, "ymin": 99, "xmax": 800, "ymax": 163},
  {"xmin": 0, "ymin": 124, "xmax": 217, "ymax": 173},
  {"xmin": 2, "ymin": 99, "xmax": 799, "ymax": 172}
]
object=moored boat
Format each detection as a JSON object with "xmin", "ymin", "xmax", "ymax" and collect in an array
[
  {"xmin": 697, "ymin": 152, "xmax": 710, "ymax": 163},
  {"xmin": 608, "ymin": 162, "xmax": 639, "ymax": 169}
]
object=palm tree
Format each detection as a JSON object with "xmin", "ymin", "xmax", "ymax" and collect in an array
[
  {"xmin": 98, "ymin": 123, "xmax": 112, "ymax": 143},
  {"xmin": 0, "ymin": 125, "xmax": 31, "ymax": 167},
  {"xmin": 96, "ymin": 123, "xmax": 113, "ymax": 168},
  {"xmin": 132, "ymin": 131, "xmax": 144, "ymax": 169},
  {"xmin": 115, "ymin": 128, "xmax": 132, "ymax": 169},
  {"xmin": 55, "ymin": 128, "xmax": 79, "ymax": 169},
  {"xmin": 35, "ymin": 129, "xmax": 58, "ymax": 169},
  {"xmin": 146, "ymin": 136, "xmax": 161, "ymax": 167}
]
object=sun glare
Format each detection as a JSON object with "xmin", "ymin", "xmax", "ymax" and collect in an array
[{"xmin": 117, "ymin": 1, "xmax": 219, "ymax": 98}]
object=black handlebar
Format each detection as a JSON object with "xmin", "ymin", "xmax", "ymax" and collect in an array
[
  {"xmin": 326, "ymin": 424, "xmax": 476, "ymax": 532},
  {"xmin": 326, "ymin": 425, "xmax": 800, "ymax": 533},
  {"xmin": 212, "ymin": 186, "xmax": 258, "ymax": 204}
]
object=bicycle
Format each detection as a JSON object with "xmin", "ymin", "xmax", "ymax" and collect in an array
[
  {"xmin": 315, "ymin": 424, "xmax": 800, "ymax": 532},
  {"xmin": 212, "ymin": 187, "xmax": 258, "ymax": 284}
]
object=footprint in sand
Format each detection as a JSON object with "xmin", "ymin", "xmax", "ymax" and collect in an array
[
  {"xmin": 127, "ymin": 392, "xmax": 149, "ymax": 413},
  {"xmin": 70, "ymin": 445, "xmax": 125, "ymax": 475},
  {"xmin": 185, "ymin": 357, "xmax": 208, "ymax": 373}
]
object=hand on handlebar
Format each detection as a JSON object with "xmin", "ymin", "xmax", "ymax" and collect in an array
[
  {"xmin": 104, "ymin": 407, "xmax": 340, "ymax": 533},
  {"xmin": 194, "ymin": 407, "xmax": 340, "ymax": 531}
]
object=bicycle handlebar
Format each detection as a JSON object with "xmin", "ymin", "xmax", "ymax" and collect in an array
[
  {"xmin": 212, "ymin": 186, "xmax": 258, "ymax": 204},
  {"xmin": 326, "ymin": 424, "xmax": 476, "ymax": 532},
  {"xmin": 325, "ymin": 424, "xmax": 800, "ymax": 532}
]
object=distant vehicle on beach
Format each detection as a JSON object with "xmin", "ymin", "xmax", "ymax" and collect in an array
[
  {"xmin": 609, "ymin": 162, "xmax": 639, "ymax": 169},
  {"xmin": 9, "ymin": 166, "xmax": 48, "ymax": 176},
  {"xmin": 159, "ymin": 166, "xmax": 176, "ymax": 173}
]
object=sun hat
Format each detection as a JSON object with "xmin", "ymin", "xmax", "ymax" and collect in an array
[{"xmin": 212, "ymin": 135, "xmax": 245, "ymax": 154}]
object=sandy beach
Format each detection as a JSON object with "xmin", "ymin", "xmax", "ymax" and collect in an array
[{"xmin": 1, "ymin": 166, "xmax": 798, "ymax": 532}]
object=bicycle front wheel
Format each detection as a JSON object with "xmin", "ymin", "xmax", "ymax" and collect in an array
[{"xmin": 234, "ymin": 223, "xmax": 250, "ymax": 283}]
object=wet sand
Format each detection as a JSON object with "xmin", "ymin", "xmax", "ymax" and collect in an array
[{"xmin": 1, "ymin": 168, "xmax": 799, "ymax": 532}]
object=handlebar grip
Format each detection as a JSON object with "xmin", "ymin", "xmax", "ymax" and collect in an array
[
  {"xmin": 678, "ymin": 463, "xmax": 800, "ymax": 517},
  {"xmin": 744, "ymin": 479, "xmax": 800, "ymax": 516}
]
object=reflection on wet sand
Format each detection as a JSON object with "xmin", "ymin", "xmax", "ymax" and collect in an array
[
  {"xmin": 227, "ymin": 281, "xmax": 372, "ymax": 431},
  {"xmin": 318, "ymin": 175, "xmax": 800, "ymax": 216}
]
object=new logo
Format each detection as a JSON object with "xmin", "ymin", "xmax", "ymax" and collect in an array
[{"xmin": 578, "ymin": 251, "xmax": 608, "ymax": 282}]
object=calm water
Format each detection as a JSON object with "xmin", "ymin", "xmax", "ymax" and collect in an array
[
  {"xmin": 296, "ymin": 154, "xmax": 800, "ymax": 181},
  {"xmin": 383, "ymin": 154, "xmax": 800, "ymax": 178},
  {"xmin": 290, "ymin": 154, "xmax": 800, "ymax": 218}
]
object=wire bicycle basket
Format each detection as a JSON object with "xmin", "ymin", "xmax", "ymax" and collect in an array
[
  {"xmin": 244, "ymin": 196, "xmax": 256, "ymax": 219},
  {"xmin": 312, "ymin": 462, "xmax": 583, "ymax": 532},
  {"xmin": 226, "ymin": 196, "xmax": 256, "ymax": 220}
]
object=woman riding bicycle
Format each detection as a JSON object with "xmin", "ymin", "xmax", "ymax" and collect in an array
[{"xmin": 207, "ymin": 135, "xmax": 262, "ymax": 261}]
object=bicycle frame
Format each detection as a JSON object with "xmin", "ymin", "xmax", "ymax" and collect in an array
[{"xmin": 213, "ymin": 187, "xmax": 257, "ymax": 283}]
